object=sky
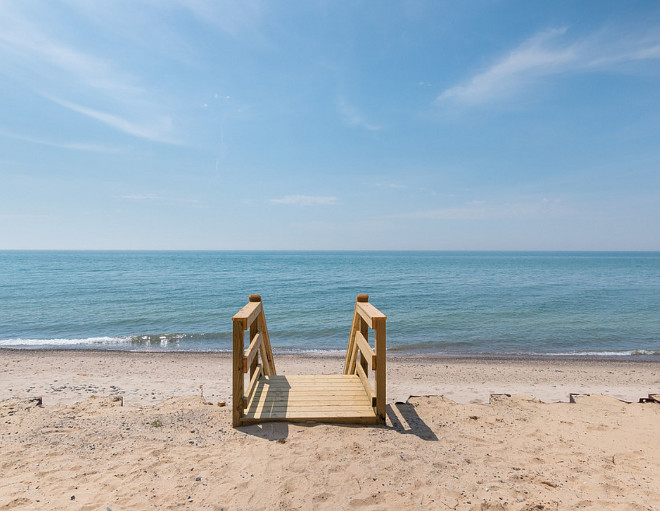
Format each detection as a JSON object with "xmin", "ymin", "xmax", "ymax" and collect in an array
[{"xmin": 0, "ymin": 0, "xmax": 659, "ymax": 250}]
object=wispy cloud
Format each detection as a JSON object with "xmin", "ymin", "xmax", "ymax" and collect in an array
[
  {"xmin": 0, "ymin": 2, "xmax": 181, "ymax": 144},
  {"xmin": 337, "ymin": 97, "xmax": 382, "ymax": 131},
  {"xmin": 0, "ymin": 4, "xmax": 141, "ymax": 97},
  {"xmin": 436, "ymin": 26, "xmax": 660, "ymax": 105},
  {"xmin": 270, "ymin": 195, "xmax": 338, "ymax": 206},
  {"xmin": 169, "ymin": 0, "xmax": 264, "ymax": 39},
  {"xmin": 0, "ymin": 128, "xmax": 121, "ymax": 152},
  {"xmin": 46, "ymin": 96, "xmax": 178, "ymax": 144},
  {"xmin": 395, "ymin": 198, "xmax": 563, "ymax": 220}
]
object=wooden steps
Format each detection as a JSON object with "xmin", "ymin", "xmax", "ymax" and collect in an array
[
  {"xmin": 242, "ymin": 375, "xmax": 380, "ymax": 425},
  {"xmin": 232, "ymin": 294, "xmax": 386, "ymax": 427}
]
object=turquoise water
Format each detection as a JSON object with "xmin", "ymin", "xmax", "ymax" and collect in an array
[{"xmin": 0, "ymin": 251, "xmax": 659, "ymax": 358}]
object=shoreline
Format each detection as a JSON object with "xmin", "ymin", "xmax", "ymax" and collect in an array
[
  {"xmin": 2, "ymin": 348, "xmax": 658, "ymax": 406},
  {"xmin": 2, "ymin": 346, "xmax": 659, "ymax": 363}
]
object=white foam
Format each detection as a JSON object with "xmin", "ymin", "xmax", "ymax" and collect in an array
[
  {"xmin": 544, "ymin": 350, "xmax": 659, "ymax": 357},
  {"xmin": 0, "ymin": 336, "xmax": 131, "ymax": 347}
]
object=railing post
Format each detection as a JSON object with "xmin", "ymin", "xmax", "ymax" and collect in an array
[
  {"xmin": 374, "ymin": 317, "xmax": 386, "ymax": 422},
  {"xmin": 232, "ymin": 318, "xmax": 245, "ymax": 427}
]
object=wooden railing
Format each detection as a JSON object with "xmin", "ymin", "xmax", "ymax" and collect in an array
[
  {"xmin": 343, "ymin": 294, "xmax": 387, "ymax": 421},
  {"xmin": 231, "ymin": 294, "xmax": 275, "ymax": 427}
]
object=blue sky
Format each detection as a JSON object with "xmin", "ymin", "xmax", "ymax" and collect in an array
[{"xmin": 1, "ymin": 1, "xmax": 659, "ymax": 250}]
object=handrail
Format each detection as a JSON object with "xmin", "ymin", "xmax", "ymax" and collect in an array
[
  {"xmin": 343, "ymin": 294, "xmax": 387, "ymax": 421},
  {"xmin": 232, "ymin": 295, "xmax": 275, "ymax": 427},
  {"xmin": 356, "ymin": 301, "xmax": 387, "ymax": 328}
]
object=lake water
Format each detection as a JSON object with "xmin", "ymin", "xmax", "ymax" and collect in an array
[{"xmin": 1, "ymin": 251, "xmax": 659, "ymax": 358}]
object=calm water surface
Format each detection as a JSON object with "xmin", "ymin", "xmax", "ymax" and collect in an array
[{"xmin": 1, "ymin": 251, "xmax": 659, "ymax": 358}]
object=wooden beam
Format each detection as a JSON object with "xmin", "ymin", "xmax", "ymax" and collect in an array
[
  {"xmin": 374, "ymin": 317, "xmax": 386, "ymax": 422},
  {"xmin": 356, "ymin": 362, "xmax": 375, "ymax": 407},
  {"xmin": 232, "ymin": 301, "xmax": 263, "ymax": 330},
  {"xmin": 355, "ymin": 331, "xmax": 376, "ymax": 371},
  {"xmin": 232, "ymin": 320, "xmax": 245, "ymax": 427},
  {"xmin": 243, "ymin": 332, "xmax": 262, "ymax": 373},
  {"xmin": 356, "ymin": 301, "xmax": 387, "ymax": 329},
  {"xmin": 343, "ymin": 311, "xmax": 360, "ymax": 374},
  {"xmin": 258, "ymin": 336, "xmax": 270, "ymax": 376},
  {"xmin": 258, "ymin": 310, "xmax": 276, "ymax": 375},
  {"xmin": 244, "ymin": 364, "xmax": 262, "ymax": 407},
  {"xmin": 249, "ymin": 316, "xmax": 259, "ymax": 378}
]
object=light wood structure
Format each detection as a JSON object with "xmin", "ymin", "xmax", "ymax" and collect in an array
[{"xmin": 232, "ymin": 294, "xmax": 386, "ymax": 427}]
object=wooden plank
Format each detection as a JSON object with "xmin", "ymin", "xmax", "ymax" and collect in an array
[
  {"xmin": 266, "ymin": 374, "xmax": 357, "ymax": 381},
  {"xmin": 244, "ymin": 409, "xmax": 377, "ymax": 418},
  {"xmin": 243, "ymin": 332, "xmax": 262, "ymax": 373},
  {"xmin": 343, "ymin": 309, "xmax": 360, "ymax": 374},
  {"xmin": 249, "ymin": 319, "xmax": 259, "ymax": 378},
  {"xmin": 356, "ymin": 302, "xmax": 386, "ymax": 328},
  {"xmin": 232, "ymin": 320, "xmax": 245, "ymax": 427},
  {"xmin": 347, "ymin": 322, "xmax": 360, "ymax": 375},
  {"xmin": 374, "ymin": 317, "xmax": 386, "ymax": 422},
  {"xmin": 355, "ymin": 331, "xmax": 376, "ymax": 371},
  {"xmin": 355, "ymin": 362, "xmax": 375, "ymax": 406},
  {"xmin": 359, "ymin": 317, "xmax": 369, "ymax": 375},
  {"xmin": 232, "ymin": 301, "xmax": 262, "ymax": 330},
  {"xmin": 254, "ymin": 382, "xmax": 365, "ymax": 388},
  {"xmin": 258, "ymin": 336, "xmax": 270, "ymax": 376},
  {"xmin": 248, "ymin": 393, "xmax": 371, "ymax": 408},
  {"xmin": 251, "ymin": 389, "xmax": 366, "ymax": 396},
  {"xmin": 263, "ymin": 376, "xmax": 364, "ymax": 382},
  {"xmin": 248, "ymin": 400, "xmax": 372, "ymax": 410},
  {"xmin": 250, "ymin": 398, "xmax": 369, "ymax": 405},
  {"xmin": 257, "ymin": 310, "xmax": 276, "ymax": 375},
  {"xmin": 249, "ymin": 391, "xmax": 370, "ymax": 400},
  {"xmin": 247, "ymin": 403, "xmax": 376, "ymax": 414},
  {"xmin": 244, "ymin": 364, "xmax": 262, "ymax": 406},
  {"xmin": 260, "ymin": 375, "xmax": 362, "ymax": 381}
]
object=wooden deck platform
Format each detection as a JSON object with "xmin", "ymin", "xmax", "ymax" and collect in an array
[
  {"xmin": 232, "ymin": 294, "xmax": 386, "ymax": 427},
  {"xmin": 242, "ymin": 375, "xmax": 380, "ymax": 424}
]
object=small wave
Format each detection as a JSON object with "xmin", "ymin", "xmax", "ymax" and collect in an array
[
  {"xmin": 547, "ymin": 350, "xmax": 660, "ymax": 357},
  {"xmin": 0, "ymin": 336, "xmax": 132, "ymax": 347}
]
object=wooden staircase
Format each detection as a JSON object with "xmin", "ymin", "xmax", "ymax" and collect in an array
[{"xmin": 232, "ymin": 294, "xmax": 386, "ymax": 427}]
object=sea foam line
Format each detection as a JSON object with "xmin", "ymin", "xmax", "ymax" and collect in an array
[{"xmin": 0, "ymin": 336, "xmax": 132, "ymax": 346}]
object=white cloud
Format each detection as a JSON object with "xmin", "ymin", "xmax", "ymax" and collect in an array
[
  {"xmin": 0, "ymin": 128, "xmax": 121, "ymax": 153},
  {"xmin": 0, "ymin": 3, "xmax": 181, "ymax": 144},
  {"xmin": 0, "ymin": 4, "xmax": 140, "ymax": 97},
  {"xmin": 437, "ymin": 26, "xmax": 660, "ymax": 105},
  {"xmin": 270, "ymin": 195, "xmax": 338, "ymax": 206},
  {"xmin": 47, "ymin": 96, "xmax": 178, "ymax": 144},
  {"xmin": 337, "ymin": 97, "xmax": 382, "ymax": 131}
]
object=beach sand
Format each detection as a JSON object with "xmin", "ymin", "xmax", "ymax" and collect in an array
[{"xmin": 1, "ymin": 350, "xmax": 659, "ymax": 510}]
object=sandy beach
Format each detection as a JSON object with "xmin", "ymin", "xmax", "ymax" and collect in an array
[{"xmin": 1, "ymin": 350, "xmax": 659, "ymax": 510}]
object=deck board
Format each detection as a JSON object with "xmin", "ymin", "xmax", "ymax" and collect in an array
[{"xmin": 242, "ymin": 374, "xmax": 378, "ymax": 424}]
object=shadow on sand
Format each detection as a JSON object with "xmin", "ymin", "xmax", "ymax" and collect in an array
[
  {"xmin": 386, "ymin": 401, "xmax": 438, "ymax": 441},
  {"xmin": 239, "ymin": 400, "xmax": 437, "ymax": 442}
]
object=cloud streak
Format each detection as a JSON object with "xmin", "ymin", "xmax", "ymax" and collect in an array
[
  {"xmin": 437, "ymin": 26, "xmax": 660, "ymax": 105},
  {"xmin": 46, "ymin": 96, "xmax": 178, "ymax": 144},
  {"xmin": 337, "ymin": 97, "xmax": 382, "ymax": 131},
  {"xmin": 0, "ymin": 2, "xmax": 181, "ymax": 144},
  {"xmin": 270, "ymin": 195, "xmax": 338, "ymax": 206},
  {"xmin": 0, "ymin": 128, "xmax": 121, "ymax": 152}
]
